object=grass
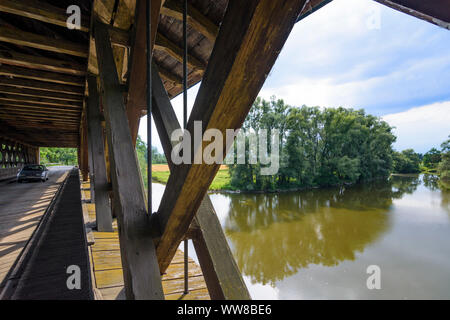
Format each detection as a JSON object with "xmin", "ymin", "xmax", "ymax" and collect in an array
[{"xmin": 152, "ymin": 169, "xmax": 231, "ymax": 191}]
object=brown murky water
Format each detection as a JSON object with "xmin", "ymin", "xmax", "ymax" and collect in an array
[{"xmin": 152, "ymin": 174, "xmax": 450, "ymax": 299}]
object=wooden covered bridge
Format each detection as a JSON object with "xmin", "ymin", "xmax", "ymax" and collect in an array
[{"xmin": 0, "ymin": 0, "xmax": 448, "ymax": 300}]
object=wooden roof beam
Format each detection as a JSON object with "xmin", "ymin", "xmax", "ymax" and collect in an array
[
  {"xmin": 0, "ymin": 105, "xmax": 80, "ymax": 116},
  {"xmin": 0, "ymin": 0, "xmax": 90, "ymax": 32},
  {"xmin": 0, "ymin": 119, "xmax": 79, "ymax": 130},
  {"xmin": 0, "ymin": 108, "xmax": 80, "ymax": 120},
  {"xmin": 154, "ymin": 32, "xmax": 206, "ymax": 71},
  {"xmin": 0, "ymin": 77, "xmax": 84, "ymax": 96},
  {"xmin": 0, "ymin": 96, "xmax": 82, "ymax": 109},
  {"xmin": 0, "ymin": 50, "xmax": 86, "ymax": 76},
  {"xmin": 0, "ymin": 112, "xmax": 80, "ymax": 123},
  {"xmin": 156, "ymin": 63, "xmax": 183, "ymax": 88},
  {"xmin": 374, "ymin": 0, "xmax": 450, "ymax": 30},
  {"xmin": 0, "ymin": 86, "xmax": 83, "ymax": 102},
  {"xmin": 0, "ymin": 26, "xmax": 88, "ymax": 58},
  {"xmin": 0, "ymin": 64, "xmax": 85, "ymax": 87},
  {"xmin": 161, "ymin": 0, "xmax": 219, "ymax": 42},
  {"xmin": 0, "ymin": 0, "xmax": 130, "ymax": 47}
]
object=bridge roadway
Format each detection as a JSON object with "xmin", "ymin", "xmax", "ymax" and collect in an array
[
  {"xmin": 0, "ymin": 166, "xmax": 70, "ymax": 286},
  {"xmin": 0, "ymin": 167, "xmax": 92, "ymax": 299}
]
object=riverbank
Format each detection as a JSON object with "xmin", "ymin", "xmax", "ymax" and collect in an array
[
  {"xmin": 150, "ymin": 165, "xmax": 396, "ymax": 194},
  {"xmin": 151, "ymin": 165, "xmax": 231, "ymax": 191}
]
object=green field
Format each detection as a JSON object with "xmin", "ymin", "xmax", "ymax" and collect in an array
[{"xmin": 152, "ymin": 169, "xmax": 231, "ymax": 191}]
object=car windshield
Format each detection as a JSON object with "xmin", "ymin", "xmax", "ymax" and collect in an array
[{"xmin": 23, "ymin": 165, "xmax": 44, "ymax": 171}]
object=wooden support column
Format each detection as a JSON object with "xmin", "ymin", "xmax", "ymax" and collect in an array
[
  {"xmin": 94, "ymin": 20, "xmax": 164, "ymax": 300},
  {"xmin": 155, "ymin": 0, "xmax": 308, "ymax": 273},
  {"xmin": 87, "ymin": 75, "xmax": 113, "ymax": 232},
  {"xmin": 80, "ymin": 113, "xmax": 89, "ymax": 181},
  {"xmin": 126, "ymin": 0, "xmax": 164, "ymax": 145},
  {"xmin": 87, "ymin": 126, "xmax": 95, "ymax": 203},
  {"xmin": 151, "ymin": 64, "xmax": 250, "ymax": 299},
  {"xmin": 33, "ymin": 147, "xmax": 39, "ymax": 165}
]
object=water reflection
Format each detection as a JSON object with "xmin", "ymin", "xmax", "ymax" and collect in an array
[{"xmin": 222, "ymin": 177, "xmax": 421, "ymax": 285}]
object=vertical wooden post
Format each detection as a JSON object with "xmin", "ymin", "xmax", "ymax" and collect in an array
[
  {"xmin": 86, "ymin": 108, "xmax": 96, "ymax": 203},
  {"xmin": 94, "ymin": 19, "xmax": 164, "ymax": 300},
  {"xmin": 80, "ymin": 113, "xmax": 89, "ymax": 181},
  {"xmin": 34, "ymin": 147, "xmax": 39, "ymax": 165},
  {"xmin": 87, "ymin": 75, "xmax": 113, "ymax": 232}
]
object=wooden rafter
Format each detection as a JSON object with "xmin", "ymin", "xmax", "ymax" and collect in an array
[
  {"xmin": 0, "ymin": 0, "xmax": 90, "ymax": 32},
  {"xmin": 0, "ymin": 26, "xmax": 88, "ymax": 58},
  {"xmin": 0, "ymin": 64, "xmax": 85, "ymax": 87},
  {"xmin": 154, "ymin": 0, "xmax": 309, "ymax": 273},
  {"xmin": 154, "ymin": 32, "xmax": 206, "ymax": 71},
  {"xmin": 0, "ymin": 77, "xmax": 84, "ymax": 96},
  {"xmin": 0, "ymin": 86, "xmax": 83, "ymax": 102},
  {"xmin": 0, "ymin": 50, "xmax": 86, "ymax": 76},
  {"xmin": 374, "ymin": 0, "xmax": 450, "ymax": 30},
  {"xmin": 161, "ymin": 0, "xmax": 219, "ymax": 42}
]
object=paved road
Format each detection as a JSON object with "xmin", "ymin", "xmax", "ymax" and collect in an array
[{"xmin": 0, "ymin": 166, "xmax": 72, "ymax": 286}]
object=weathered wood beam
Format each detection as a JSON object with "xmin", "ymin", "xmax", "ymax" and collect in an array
[
  {"xmin": 0, "ymin": 113, "xmax": 79, "ymax": 124},
  {"xmin": 0, "ymin": 0, "xmax": 131, "ymax": 46},
  {"xmin": 151, "ymin": 64, "xmax": 250, "ymax": 299},
  {"xmin": 154, "ymin": 33, "xmax": 206, "ymax": 71},
  {"xmin": 0, "ymin": 0, "xmax": 90, "ymax": 32},
  {"xmin": 95, "ymin": 20, "xmax": 164, "ymax": 300},
  {"xmin": 0, "ymin": 104, "xmax": 80, "ymax": 116},
  {"xmin": 0, "ymin": 50, "xmax": 86, "ymax": 76},
  {"xmin": 0, "ymin": 94, "xmax": 82, "ymax": 108},
  {"xmin": 0, "ymin": 26, "xmax": 88, "ymax": 58},
  {"xmin": 0, "ymin": 77, "xmax": 84, "ymax": 96},
  {"xmin": 0, "ymin": 119, "xmax": 79, "ymax": 130},
  {"xmin": 126, "ymin": 0, "xmax": 165, "ymax": 145},
  {"xmin": 0, "ymin": 108, "xmax": 80, "ymax": 120},
  {"xmin": 80, "ymin": 112, "xmax": 89, "ymax": 181},
  {"xmin": 87, "ymin": 75, "xmax": 113, "ymax": 232},
  {"xmin": 0, "ymin": 86, "xmax": 83, "ymax": 102},
  {"xmin": 154, "ymin": 0, "xmax": 308, "ymax": 273},
  {"xmin": 157, "ymin": 63, "xmax": 183, "ymax": 88},
  {"xmin": 0, "ymin": 65, "xmax": 85, "ymax": 87},
  {"xmin": 161, "ymin": 0, "xmax": 219, "ymax": 42},
  {"xmin": 374, "ymin": 0, "xmax": 450, "ymax": 30}
]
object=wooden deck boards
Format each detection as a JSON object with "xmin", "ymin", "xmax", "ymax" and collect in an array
[
  {"xmin": 9, "ymin": 169, "xmax": 93, "ymax": 299},
  {"xmin": 0, "ymin": 168, "xmax": 68, "ymax": 287},
  {"xmin": 80, "ymin": 180, "xmax": 210, "ymax": 300}
]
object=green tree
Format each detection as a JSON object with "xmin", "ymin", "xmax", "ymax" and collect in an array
[
  {"xmin": 438, "ymin": 136, "xmax": 450, "ymax": 189},
  {"xmin": 392, "ymin": 149, "xmax": 421, "ymax": 173},
  {"xmin": 228, "ymin": 97, "xmax": 396, "ymax": 191},
  {"xmin": 40, "ymin": 148, "xmax": 77, "ymax": 165},
  {"xmin": 423, "ymin": 148, "xmax": 442, "ymax": 169}
]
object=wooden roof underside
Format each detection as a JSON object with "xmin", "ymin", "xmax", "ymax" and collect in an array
[{"xmin": 0, "ymin": 0, "xmax": 449, "ymax": 148}]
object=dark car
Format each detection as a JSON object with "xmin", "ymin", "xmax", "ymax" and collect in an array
[{"xmin": 17, "ymin": 165, "xmax": 49, "ymax": 183}]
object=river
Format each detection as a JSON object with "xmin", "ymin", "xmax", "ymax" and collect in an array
[{"xmin": 152, "ymin": 174, "xmax": 450, "ymax": 299}]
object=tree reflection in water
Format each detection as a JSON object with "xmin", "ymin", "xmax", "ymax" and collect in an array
[{"xmin": 223, "ymin": 176, "xmax": 420, "ymax": 286}]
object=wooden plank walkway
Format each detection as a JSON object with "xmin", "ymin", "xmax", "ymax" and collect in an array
[
  {"xmin": 0, "ymin": 167, "xmax": 69, "ymax": 288},
  {"xmin": 80, "ymin": 180, "xmax": 210, "ymax": 300},
  {"xmin": 6, "ymin": 169, "xmax": 92, "ymax": 299}
]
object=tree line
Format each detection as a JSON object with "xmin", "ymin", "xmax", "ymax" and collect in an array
[{"xmin": 228, "ymin": 96, "xmax": 450, "ymax": 191}]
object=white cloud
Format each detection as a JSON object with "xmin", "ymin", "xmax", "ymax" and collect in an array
[{"xmin": 382, "ymin": 101, "xmax": 450, "ymax": 153}]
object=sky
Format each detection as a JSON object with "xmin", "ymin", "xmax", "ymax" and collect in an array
[{"xmin": 140, "ymin": 0, "xmax": 450, "ymax": 154}]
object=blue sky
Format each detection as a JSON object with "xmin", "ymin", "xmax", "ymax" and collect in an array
[{"xmin": 140, "ymin": 0, "xmax": 450, "ymax": 154}]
